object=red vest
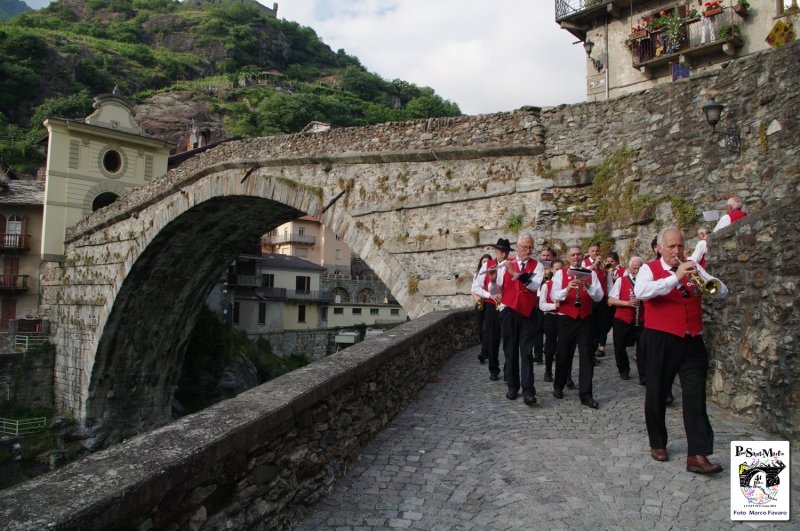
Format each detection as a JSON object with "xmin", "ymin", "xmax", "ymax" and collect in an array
[
  {"xmin": 482, "ymin": 259, "xmax": 498, "ymax": 306},
  {"xmin": 584, "ymin": 258, "xmax": 609, "ymax": 296},
  {"xmin": 615, "ymin": 276, "xmax": 645, "ymax": 325},
  {"xmin": 500, "ymin": 258, "xmax": 538, "ymax": 317},
  {"xmin": 558, "ymin": 269, "xmax": 592, "ymax": 319},
  {"xmin": 643, "ymin": 260, "xmax": 703, "ymax": 337},
  {"xmin": 729, "ymin": 209, "xmax": 747, "ymax": 223}
]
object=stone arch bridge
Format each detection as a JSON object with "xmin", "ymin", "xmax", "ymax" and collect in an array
[{"xmin": 41, "ymin": 41, "xmax": 798, "ymax": 438}]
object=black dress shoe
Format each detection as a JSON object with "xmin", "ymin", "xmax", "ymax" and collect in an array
[
  {"xmin": 533, "ymin": 356, "xmax": 543, "ymax": 364},
  {"xmin": 523, "ymin": 393, "xmax": 537, "ymax": 405},
  {"xmin": 639, "ymin": 378, "xmax": 646, "ymax": 385},
  {"xmin": 596, "ymin": 350, "xmax": 606, "ymax": 358},
  {"xmin": 489, "ymin": 373, "xmax": 500, "ymax": 381},
  {"xmin": 566, "ymin": 379, "xmax": 575, "ymax": 389},
  {"xmin": 506, "ymin": 390, "xmax": 518, "ymax": 400},
  {"xmin": 478, "ymin": 355, "xmax": 486, "ymax": 364},
  {"xmin": 553, "ymin": 388, "xmax": 564, "ymax": 399},
  {"xmin": 666, "ymin": 391, "xmax": 674, "ymax": 406},
  {"xmin": 580, "ymin": 397, "xmax": 599, "ymax": 409},
  {"xmin": 620, "ymin": 372, "xmax": 631, "ymax": 380},
  {"xmin": 543, "ymin": 372, "xmax": 553, "ymax": 383}
]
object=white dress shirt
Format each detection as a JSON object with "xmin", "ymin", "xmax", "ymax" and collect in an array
[
  {"xmin": 538, "ymin": 282, "xmax": 558, "ymax": 313},
  {"xmin": 634, "ymin": 258, "xmax": 729, "ymax": 301},
  {"xmin": 712, "ymin": 214, "xmax": 732, "ymax": 232},
  {"xmin": 689, "ymin": 239, "xmax": 707, "ymax": 264},
  {"xmin": 549, "ymin": 267, "xmax": 604, "ymax": 315}
]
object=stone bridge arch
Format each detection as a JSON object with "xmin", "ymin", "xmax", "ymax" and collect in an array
[{"xmin": 43, "ymin": 160, "xmax": 444, "ymax": 439}]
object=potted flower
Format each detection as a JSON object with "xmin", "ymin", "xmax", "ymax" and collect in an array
[
  {"xmin": 629, "ymin": 24, "xmax": 648, "ymax": 40},
  {"xmin": 734, "ymin": 0, "xmax": 750, "ymax": 16},
  {"xmin": 704, "ymin": 0, "xmax": 724, "ymax": 17}
]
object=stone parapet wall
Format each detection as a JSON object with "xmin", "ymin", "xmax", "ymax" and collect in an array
[
  {"xmin": 704, "ymin": 194, "xmax": 800, "ymax": 443},
  {"xmin": 0, "ymin": 350, "xmax": 54, "ymax": 408},
  {"xmin": 0, "ymin": 309, "xmax": 478, "ymax": 530}
]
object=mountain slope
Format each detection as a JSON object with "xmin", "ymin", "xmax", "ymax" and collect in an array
[{"xmin": 0, "ymin": 0, "xmax": 30, "ymax": 21}]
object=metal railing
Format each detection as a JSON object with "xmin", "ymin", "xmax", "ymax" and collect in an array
[
  {"xmin": 0, "ymin": 234, "xmax": 32, "ymax": 250},
  {"xmin": 15, "ymin": 334, "xmax": 47, "ymax": 352},
  {"xmin": 0, "ymin": 275, "xmax": 30, "ymax": 290},
  {"xmin": 555, "ymin": 0, "xmax": 603, "ymax": 20},
  {"xmin": 629, "ymin": 7, "xmax": 744, "ymax": 66},
  {"xmin": 261, "ymin": 233, "xmax": 316, "ymax": 245},
  {"xmin": 0, "ymin": 417, "xmax": 48, "ymax": 436},
  {"xmin": 257, "ymin": 287, "xmax": 332, "ymax": 302}
]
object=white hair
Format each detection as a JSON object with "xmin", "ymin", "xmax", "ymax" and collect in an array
[
  {"xmin": 657, "ymin": 226, "xmax": 682, "ymax": 246},
  {"xmin": 517, "ymin": 230, "xmax": 534, "ymax": 244},
  {"xmin": 628, "ymin": 255, "xmax": 643, "ymax": 267},
  {"xmin": 727, "ymin": 195, "xmax": 743, "ymax": 209}
]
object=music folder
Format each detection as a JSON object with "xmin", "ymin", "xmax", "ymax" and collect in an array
[{"xmin": 567, "ymin": 267, "xmax": 592, "ymax": 280}]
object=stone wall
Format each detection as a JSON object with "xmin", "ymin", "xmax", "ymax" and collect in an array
[
  {"xmin": 704, "ymin": 194, "xmax": 800, "ymax": 443},
  {"xmin": 0, "ymin": 350, "xmax": 54, "ymax": 408},
  {"xmin": 259, "ymin": 328, "xmax": 334, "ymax": 360},
  {"xmin": 0, "ymin": 309, "xmax": 478, "ymax": 530}
]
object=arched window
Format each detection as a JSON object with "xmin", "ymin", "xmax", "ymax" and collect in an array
[
  {"xmin": 357, "ymin": 288, "xmax": 375, "ymax": 303},
  {"xmin": 332, "ymin": 287, "xmax": 350, "ymax": 303},
  {"xmin": 92, "ymin": 192, "xmax": 120, "ymax": 211}
]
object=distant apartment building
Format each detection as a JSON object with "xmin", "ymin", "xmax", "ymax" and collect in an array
[
  {"xmin": 261, "ymin": 215, "xmax": 351, "ymax": 275},
  {"xmin": 556, "ymin": 0, "xmax": 794, "ymax": 101}
]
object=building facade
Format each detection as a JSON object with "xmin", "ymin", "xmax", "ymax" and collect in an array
[
  {"xmin": 556, "ymin": 0, "xmax": 795, "ymax": 101},
  {"xmin": 41, "ymin": 90, "xmax": 172, "ymax": 259},
  {"xmin": 261, "ymin": 215, "xmax": 351, "ymax": 275}
]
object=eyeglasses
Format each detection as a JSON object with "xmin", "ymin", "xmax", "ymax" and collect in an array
[{"xmin": 517, "ymin": 244, "xmax": 532, "ymax": 250}]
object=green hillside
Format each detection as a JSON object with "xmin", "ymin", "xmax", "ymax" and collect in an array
[
  {"xmin": 0, "ymin": 0, "xmax": 30, "ymax": 21},
  {"xmin": 0, "ymin": 0, "xmax": 460, "ymax": 173}
]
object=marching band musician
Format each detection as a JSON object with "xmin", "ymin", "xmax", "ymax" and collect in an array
[
  {"xmin": 471, "ymin": 253, "xmax": 493, "ymax": 362},
  {"xmin": 712, "ymin": 194, "xmax": 747, "ymax": 233},
  {"xmin": 538, "ymin": 258, "xmax": 564, "ymax": 384},
  {"xmin": 607, "ymin": 256, "xmax": 644, "ymax": 383},
  {"xmin": 550, "ymin": 245, "xmax": 605, "ymax": 409},
  {"xmin": 634, "ymin": 227, "xmax": 729, "ymax": 474},
  {"xmin": 530, "ymin": 247, "xmax": 556, "ymax": 364},
  {"xmin": 583, "ymin": 243, "xmax": 610, "ymax": 360},
  {"xmin": 486, "ymin": 231, "xmax": 544, "ymax": 405},
  {"xmin": 688, "ymin": 226, "xmax": 710, "ymax": 268},
  {"xmin": 471, "ymin": 239, "xmax": 513, "ymax": 381}
]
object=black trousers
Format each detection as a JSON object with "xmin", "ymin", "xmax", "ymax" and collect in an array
[
  {"xmin": 482, "ymin": 303, "xmax": 502, "ymax": 377},
  {"xmin": 499, "ymin": 307, "xmax": 535, "ymax": 395},
  {"xmin": 611, "ymin": 318, "xmax": 643, "ymax": 377},
  {"xmin": 531, "ymin": 308, "xmax": 545, "ymax": 359},
  {"xmin": 642, "ymin": 329, "xmax": 714, "ymax": 456},
  {"xmin": 475, "ymin": 304, "xmax": 485, "ymax": 346},
  {"xmin": 592, "ymin": 298, "xmax": 614, "ymax": 349},
  {"xmin": 543, "ymin": 312, "xmax": 558, "ymax": 375},
  {"xmin": 554, "ymin": 314, "xmax": 595, "ymax": 400}
]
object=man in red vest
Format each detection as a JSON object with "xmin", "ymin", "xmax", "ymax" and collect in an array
[
  {"xmin": 487, "ymin": 231, "xmax": 544, "ymax": 405},
  {"xmin": 550, "ymin": 245, "xmax": 605, "ymax": 409},
  {"xmin": 712, "ymin": 194, "xmax": 747, "ymax": 232},
  {"xmin": 608, "ymin": 256, "xmax": 644, "ymax": 382},
  {"xmin": 471, "ymin": 238, "xmax": 513, "ymax": 381},
  {"xmin": 538, "ymin": 258, "xmax": 564, "ymax": 384},
  {"xmin": 635, "ymin": 227, "xmax": 729, "ymax": 474},
  {"xmin": 583, "ymin": 243, "xmax": 609, "ymax": 361}
]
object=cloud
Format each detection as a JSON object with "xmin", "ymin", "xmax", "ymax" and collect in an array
[{"xmin": 274, "ymin": 0, "xmax": 586, "ymax": 115}]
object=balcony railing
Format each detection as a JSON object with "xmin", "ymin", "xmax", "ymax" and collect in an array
[
  {"xmin": 257, "ymin": 287, "xmax": 332, "ymax": 302},
  {"xmin": 0, "ymin": 234, "xmax": 32, "ymax": 251},
  {"xmin": 0, "ymin": 275, "xmax": 30, "ymax": 291},
  {"xmin": 629, "ymin": 8, "xmax": 744, "ymax": 70},
  {"xmin": 556, "ymin": 0, "xmax": 650, "ymax": 21},
  {"xmin": 261, "ymin": 233, "xmax": 316, "ymax": 245}
]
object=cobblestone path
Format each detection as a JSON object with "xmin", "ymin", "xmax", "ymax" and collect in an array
[{"xmin": 298, "ymin": 345, "xmax": 798, "ymax": 530}]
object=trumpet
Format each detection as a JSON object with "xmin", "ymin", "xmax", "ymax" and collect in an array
[
  {"xmin": 677, "ymin": 257, "xmax": 721, "ymax": 296},
  {"xmin": 604, "ymin": 262, "xmax": 615, "ymax": 272}
]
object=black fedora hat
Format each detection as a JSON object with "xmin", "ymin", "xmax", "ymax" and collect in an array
[{"xmin": 490, "ymin": 238, "xmax": 514, "ymax": 252}]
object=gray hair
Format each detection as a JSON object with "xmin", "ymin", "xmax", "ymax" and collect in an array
[
  {"xmin": 698, "ymin": 226, "xmax": 711, "ymax": 236},
  {"xmin": 628, "ymin": 255, "xmax": 643, "ymax": 267},
  {"xmin": 657, "ymin": 226, "xmax": 682, "ymax": 246},
  {"xmin": 517, "ymin": 230, "xmax": 535, "ymax": 245}
]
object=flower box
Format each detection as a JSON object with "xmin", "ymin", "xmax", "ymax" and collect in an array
[
  {"xmin": 703, "ymin": 7, "xmax": 723, "ymax": 17},
  {"xmin": 733, "ymin": 4, "xmax": 749, "ymax": 16},
  {"xmin": 629, "ymin": 29, "xmax": 648, "ymax": 40}
]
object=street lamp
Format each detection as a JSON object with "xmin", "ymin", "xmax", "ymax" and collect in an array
[
  {"xmin": 583, "ymin": 40, "xmax": 604, "ymax": 72},
  {"xmin": 702, "ymin": 97, "xmax": 740, "ymax": 153}
]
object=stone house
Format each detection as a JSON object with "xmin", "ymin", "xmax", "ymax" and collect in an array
[{"xmin": 556, "ymin": 0, "xmax": 796, "ymax": 101}]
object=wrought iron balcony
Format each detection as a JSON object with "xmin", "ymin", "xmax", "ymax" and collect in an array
[
  {"xmin": 556, "ymin": 0, "xmax": 649, "ymax": 23},
  {"xmin": 0, "ymin": 234, "xmax": 32, "ymax": 251},
  {"xmin": 0, "ymin": 275, "xmax": 30, "ymax": 291},
  {"xmin": 261, "ymin": 233, "xmax": 316, "ymax": 245},
  {"xmin": 628, "ymin": 8, "xmax": 744, "ymax": 75}
]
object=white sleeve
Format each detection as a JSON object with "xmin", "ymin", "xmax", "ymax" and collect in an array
[
  {"xmin": 471, "ymin": 264, "xmax": 490, "ymax": 299},
  {"xmin": 587, "ymin": 271, "xmax": 605, "ymax": 302},
  {"xmin": 608, "ymin": 277, "xmax": 623, "ymax": 300},
  {"xmin": 712, "ymin": 214, "xmax": 731, "ymax": 233},
  {"xmin": 550, "ymin": 270, "xmax": 568, "ymax": 302},
  {"xmin": 539, "ymin": 284, "xmax": 557, "ymax": 312},
  {"xmin": 634, "ymin": 263, "xmax": 679, "ymax": 300},
  {"xmin": 689, "ymin": 239, "xmax": 707, "ymax": 263}
]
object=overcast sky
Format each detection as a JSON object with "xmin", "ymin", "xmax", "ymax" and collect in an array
[
  {"xmin": 274, "ymin": 1, "xmax": 587, "ymax": 115},
  {"xmin": 22, "ymin": 0, "xmax": 588, "ymax": 115}
]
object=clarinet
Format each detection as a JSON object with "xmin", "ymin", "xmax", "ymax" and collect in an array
[
  {"xmin": 630, "ymin": 288, "xmax": 639, "ymax": 327},
  {"xmin": 574, "ymin": 274, "xmax": 582, "ymax": 308}
]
